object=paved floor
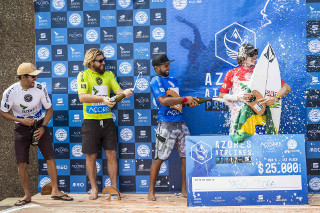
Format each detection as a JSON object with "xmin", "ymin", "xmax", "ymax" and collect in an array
[{"xmin": 0, "ymin": 193, "xmax": 319, "ymax": 213}]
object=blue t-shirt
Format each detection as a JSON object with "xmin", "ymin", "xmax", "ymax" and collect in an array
[{"xmin": 150, "ymin": 75, "xmax": 184, "ymax": 122}]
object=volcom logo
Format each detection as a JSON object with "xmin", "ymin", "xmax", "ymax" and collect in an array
[
  {"xmin": 264, "ymin": 45, "xmax": 276, "ymax": 62},
  {"xmin": 215, "ymin": 22, "xmax": 256, "ymax": 67}
]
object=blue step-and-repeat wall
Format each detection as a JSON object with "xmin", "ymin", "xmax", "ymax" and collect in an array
[{"xmin": 34, "ymin": 0, "xmax": 320, "ymax": 194}]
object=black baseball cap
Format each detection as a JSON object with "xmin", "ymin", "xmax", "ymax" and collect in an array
[{"xmin": 152, "ymin": 54, "xmax": 175, "ymax": 67}]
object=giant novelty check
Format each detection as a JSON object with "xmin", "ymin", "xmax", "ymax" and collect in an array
[{"xmin": 186, "ymin": 134, "xmax": 308, "ymax": 206}]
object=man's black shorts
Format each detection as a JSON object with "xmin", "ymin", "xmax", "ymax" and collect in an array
[
  {"xmin": 14, "ymin": 119, "xmax": 54, "ymax": 164},
  {"xmin": 81, "ymin": 119, "xmax": 117, "ymax": 154}
]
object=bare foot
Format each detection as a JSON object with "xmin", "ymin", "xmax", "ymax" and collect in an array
[
  {"xmin": 147, "ymin": 192, "xmax": 156, "ymax": 201},
  {"xmin": 89, "ymin": 189, "xmax": 98, "ymax": 200}
]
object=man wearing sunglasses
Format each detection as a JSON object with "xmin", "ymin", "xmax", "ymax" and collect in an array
[
  {"xmin": 219, "ymin": 43, "xmax": 291, "ymax": 134},
  {"xmin": 0, "ymin": 63, "xmax": 73, "ymax": 206},
  {"xmin": 77, "ymin": 48, "xmax": 132, "ymax": 200}
]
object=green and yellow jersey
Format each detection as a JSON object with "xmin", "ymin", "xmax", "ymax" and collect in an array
[{"xmin": 77, "ymin": 68, "xmax": 121, "ymax": 120}]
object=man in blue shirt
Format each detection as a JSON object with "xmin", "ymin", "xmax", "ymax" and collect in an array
[{"xmin": 148, "ymin": 54, "xmax": 198, "ymax": 201}]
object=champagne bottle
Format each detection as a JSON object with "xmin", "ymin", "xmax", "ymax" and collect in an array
[
  {"xmin": 31, "ymin": 119, "xmax": 39, "ymax": 146},
  {"xmin": 110, "ymin": 93, "xmax": 126, "ymax": 103},
  {"xmin": 195, "ymin": 97, "xmax": 212, "ymax": 104}
]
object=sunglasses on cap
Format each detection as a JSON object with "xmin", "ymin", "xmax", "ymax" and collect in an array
[
  {"xmin": 248, "ymin": 49, "xmax": 258, "ymax": 57},
  {"xmin": 24, "ymin": 74, "xmax": 37, "ymax": 79},
  {"xmin": 93, "ymin": 57, "xmax": 106, "ymax": 63}
]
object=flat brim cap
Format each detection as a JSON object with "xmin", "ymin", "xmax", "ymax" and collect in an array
[
  {"xmin": 152, "ymin": 54, "xmax": 175, "ymax": 67},
  {"xmin": 17, "ymin": 63, "xmax": 43, "ymax": 76}
]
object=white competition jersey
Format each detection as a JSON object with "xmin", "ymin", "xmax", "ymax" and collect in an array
[{"xmin": 0, "ymin": 82, "xmax": 52, "ymax": 121}]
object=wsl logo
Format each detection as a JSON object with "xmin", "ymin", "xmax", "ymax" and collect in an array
[
  {"xmin": 135, "ymin": 11, "xmax": 148, "ymax": 24},
  {"xmin": 38, "ymin": 47, "xmax": 50, "ymax": 60},
  {"xmin": 103, "ymin": 45, "xmax": 115, "ymax": 58},
  {"xmin": 308, "ymin": 39, "xmax": 320, "ymax": 54},
  {"xmin": 72, "ymin": 145, "xmax": 83, "ymax": 157},
  {"xmin": 119, "ymin": 62, "xmax": 132, "ymax": 75},
  {"xmin": 152, "ymin": 27, "xmax": 165, "ymax": 40},
  {"xmin": 120, "ymin": 128, "xmax": 133, "ymax": 141},
  {"xmin": 309, "ymin": 109, "xmax": 320, "ymax": 122},
  {"xmin": 215, "ymin": 22, "xmax": 256, "ymax": 67},
  {"xmin": 173, "ymin": 0, "xmax": 187, "ymax": 10},
  {"xmin": 54, "ymin": 63, "xmax": 66, "ymax": 76},
  {"xmin": 52, "ymin": 0, "xmax": 65, "ymax": 10},
  {"xmin": 137, "ymin": 144, "xmax": 150, "ymax": 158},
  {"xmin": 136, "ymin": 78, "xmax": 149, "ymax": 91},
  {"xmin": 118, "ymin": 0, "xmax": 131, "ymax": 8},
  {"xmin": 86, "ymin": 29, "xmax": 98, "ymax": 42},
  {"xmin": 55, "ymin": 128, "xmax": 68, "ymax": 141},
  {"xmin": 69, "ymin": 13, "xmax": 82, "ymax": 26}
]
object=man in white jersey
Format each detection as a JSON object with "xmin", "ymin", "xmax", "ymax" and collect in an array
[{"xmin": 0, "ymin": 63, "xmax": 73, "ymax": 206}]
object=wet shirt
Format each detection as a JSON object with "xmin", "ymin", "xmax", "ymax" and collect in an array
[
  {"xmin": 77, "ymin": 69, "xmax": 121, "ymax": 120},
  {"xmin": 150, "ymin": 75, "xmax": 184, "ymax": 122},
  {"xmin": 0, "ymin": 82, "xmax": 51, "ymax": 121}
]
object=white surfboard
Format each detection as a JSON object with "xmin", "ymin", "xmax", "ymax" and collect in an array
[{"xmin": 248, "ymin": 43, "xmax": 282, "ymax": 131}]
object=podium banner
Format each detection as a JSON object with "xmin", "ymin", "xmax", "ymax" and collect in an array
[{"xmin": 186, "ymin": 134, "xmax": 308, "ymax": 206}]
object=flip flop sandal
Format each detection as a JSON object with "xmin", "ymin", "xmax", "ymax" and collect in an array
[
  {"xmin": 14, "ymin": 199, "xmax": 31, "ymax": 206},
  {"xmin": 51, "ymin": 194, "xmax": 74, "ymax": 201}
]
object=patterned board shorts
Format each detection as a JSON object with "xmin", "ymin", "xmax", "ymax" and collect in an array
[{"xmin": 155, "ymin": 122, "xmax": 190, "ymax": 160}]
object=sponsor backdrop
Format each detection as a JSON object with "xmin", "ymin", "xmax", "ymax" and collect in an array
[{"xmin": 34, "ymin": 0, "xmax": 318, "ymax": 194}]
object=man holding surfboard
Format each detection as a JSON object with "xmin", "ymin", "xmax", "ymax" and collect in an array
[
  {"xmin": 147, "ymin": 54, "xmax": 198, "ymax": 201},
  {"xmin": 219, "ymin": 43, "xmax": 291, "ymax": 137}
]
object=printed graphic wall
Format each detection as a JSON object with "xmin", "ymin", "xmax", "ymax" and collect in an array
[{"xmin": 34, "ymin": 0, "xmax": 319, "ymax": 194}]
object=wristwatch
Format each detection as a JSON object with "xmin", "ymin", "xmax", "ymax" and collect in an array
[
  {"xmin": 41, "ymin": 125, "xmax": 48, "ymax": 130},
  {"xmin": 275, "ymin": 94, "xmax": 281, "ymax": 101}
]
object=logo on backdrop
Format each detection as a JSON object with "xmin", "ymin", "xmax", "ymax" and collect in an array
[
  {"xmin": 173, "ymin": 0, "xmax": 188, "ymax": 10},
  {"xmin": 38, "ymin": 47, "xmax": 50, "ymax": 60},
  {"xmin": 309, "ymin": 109, "xmax": 320, "ymax": 122},
  {"xmin": 118, "ymin": 0, "xmax": 131, "ymax": 8},
  {"xmin": 308, "ymin": 39, "xmax": 320, "ymax": 54},
  {"xmin": 55, "ymin": 128, "xmax": 68, "ymax": 141},
  {"xmin": 103, "ymin": 45, "xmax": 115, "ymax": 58},
  {"xmin": 152, "ymin": 27, "xmax": 165, "ymax": 40},
  {"xmin": 135, "ymin": 11, "xmax": 148, "ymax": 24},
  {"xmin": 54, "ymin": 63, "xmax": 67, "ymax": 76},
  {"xmin": 137, "ymin": 144, "xmax": 150, "ymax": 158},
  {"xmin": 191, "ymin": 141, "xmax": 212, "ymax": 164},
  {"xmin": 119, "ymin": 61, "xmax": 132, "ymax": 74},
  {"xmin": 72, "ymin": 145, "xmax": 83, "ymax": 157},
  {"xmin": 215, "ymin": 22, "xmax": 256, "ymax": 67},
  {"xmin": 309, "ymin": 177, "xmax": 320, "ymax": 191},
  {"xmin": 69, "ymin": 13, "xmax": 82, "ymax": 26},
  {"xmin": 136, "ymin": 78, "xmax": 149, "ymax": 91},
  {"xmin": 52, "ymin": 0, "xmax": 65, "ymax": 10},
  {"xmin": 40, "ymin": 177, "xmax": 51, "ymax": 188},
  {"xmin": 120, "ymin": 128, "xmax": 133, "ymax": 141}
]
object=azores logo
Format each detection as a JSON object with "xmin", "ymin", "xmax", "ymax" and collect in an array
[{"xmin": 191, "ymin": 141, "xmax": 212, "ymax": 164}]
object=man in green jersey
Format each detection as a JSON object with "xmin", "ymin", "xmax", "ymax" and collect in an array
[{"xmin": 77, "ymin": 48, "xmax": 132, "ymax": 200}]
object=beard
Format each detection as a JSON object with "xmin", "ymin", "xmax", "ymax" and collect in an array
[{"xmin": 93, "ymin": 63, "xmax": 106, "ymax": 74}]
